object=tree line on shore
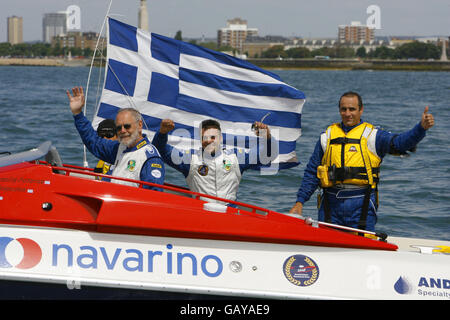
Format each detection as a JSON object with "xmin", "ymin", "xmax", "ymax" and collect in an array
[
  {"xmin": 0, "ymin": 39, "xmax": 445, "ymax": 61},
  {"xmin": 259, "ymin": 41, "xmax": 444, "ymax": 60},
  {"xmin": 0, "ymin": 42, "xmax": 93, "ymax": 58}
]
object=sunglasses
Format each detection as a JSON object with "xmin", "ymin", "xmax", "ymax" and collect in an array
[
  {"xmin": 100, "ymin": 131, "xmax": 116, "ymax": 139},
  {"xmin": 115, "ymin": 123, "xmax": 132, "ymax": 131}
]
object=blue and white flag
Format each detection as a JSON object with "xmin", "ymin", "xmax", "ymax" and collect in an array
[{"xmin": 93, "ymin": 18, "xmax": 305, "ymax": 170}]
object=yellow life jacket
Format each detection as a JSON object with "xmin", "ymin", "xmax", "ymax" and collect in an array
[
  {"xmin": 317, "ymin": 122, "xmax": 381, "ymax": 188},
  {"xmin": 94, "ymin": 160, "xmax": 111, "ymax": 180}
]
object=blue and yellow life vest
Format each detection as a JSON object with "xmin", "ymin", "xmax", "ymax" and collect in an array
[
  {"xmin": 94, "ymin": 160, "xmax": 111, "ymax": 180},
  {"xmin": 318, "ymin": 122, "xmax": 381, "ymax": 189}
]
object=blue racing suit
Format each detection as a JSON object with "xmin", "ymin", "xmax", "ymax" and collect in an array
[
  {"xmin": 152, "ymin": 131, "xmax": 275, "ymax": 202},
  {"xmin": 152, "ymin": 131, "xmax": 274, "ymax": 177},
  {"xmin": 295, "ymin": 120, "xmax": 427, "ymax": 231},
  {"xmin": 73, "ymin": 113, "xmax": 165, "ymax": 191}
]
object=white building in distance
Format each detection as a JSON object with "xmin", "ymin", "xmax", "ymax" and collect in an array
[
  {"xmin": 217, "ymin": 18, "xmax": 258, "ymax": 52},
  {"xmin": 43, "ymin": 7, "xmax": 81, "ymax": 44},
  {"xmin": 7, "ymin": 16, "xmax": 23, "ymax": 45},
  {"xmin": 43, "ymin": 12, "xmax": 68, "ymax": 43}
]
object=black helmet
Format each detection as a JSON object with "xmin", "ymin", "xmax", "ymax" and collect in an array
[{"xmin": 97, "ymin": 119, "xmax": 116, "ymax": 138}]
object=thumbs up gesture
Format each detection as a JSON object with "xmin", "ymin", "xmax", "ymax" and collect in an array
[{"xmin": 421, "ymin": 106, "xmax": 434, "ymax": 130}]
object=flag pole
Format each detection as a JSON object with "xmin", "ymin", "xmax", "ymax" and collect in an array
[{"xmin": 82, "ymin": 0, "xmax": 113, "ymax": 168}]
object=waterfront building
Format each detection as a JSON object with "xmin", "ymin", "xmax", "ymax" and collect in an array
[
  {"xmin": 293, "ymin": 38, "xmax": 337, "ymax": 51},
  {"xmin": 389, "ymin": 37, "xmax": 415, "ymax": 47},
  {"xmin": 43, "ymin": 12, "xmax": 67, "ymax": 43},
  {"xmin": 242, "ymin": 35, "xmax": 286, "ymax": 58},
  {"xmin": 338, "ymin": 21, "xmax": 374, "ymax": 44},
  {"xmin": 217, "ymin": 18, "xmax": 258, "ymax": 52},
  {"xmin": 7, "ymin": 16, "xmax": 23, "ymax": 45},
  {"xmin": 51, "ymin": 31, "xmax": 102, "ymax": 51}
]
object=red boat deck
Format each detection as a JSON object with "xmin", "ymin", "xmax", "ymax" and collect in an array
[{"xmin": 0, "ymin": 161, "xmax": 398, "ymax": 251}]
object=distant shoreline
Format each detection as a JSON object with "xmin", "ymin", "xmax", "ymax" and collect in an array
[
  {"xmin": 0, "ymin": 58, "xmax": 91, "ymax": 67},
  {"xmin": 1, "ymin": 57, "xmax": 449, "ymax": 71},
  {"xmin": 248, "ymin": 58, "xmax": 450, "ymax": 72}
]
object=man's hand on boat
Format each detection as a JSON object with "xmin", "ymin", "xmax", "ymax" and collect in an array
[
  {"xmin": 159, "ymin": 119, "xmax": 175, "ymax": 134},
  {"xmin": 289, "ymin": 202, "xmax": 303, "ymax": 216},
  {"xmin": 66, "ymin": 86, "xmax": 85, "ymax": 115}
]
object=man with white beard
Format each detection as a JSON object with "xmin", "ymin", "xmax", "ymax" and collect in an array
[{"xmin": 66, "ymin": 86, "xmax": 164, "ymax": 191}]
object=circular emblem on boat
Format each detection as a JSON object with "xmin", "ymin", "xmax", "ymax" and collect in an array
[
  {"xmin": 198, "ymin": 165, "xmax": 209, "ymax": 176},
  {"xmin": 0, "ymin": 237, "xmax": 42, "ymax": 269},
  {"xmin": 283, "ymin": 254, "xmax": 319, "ymax": 287}
]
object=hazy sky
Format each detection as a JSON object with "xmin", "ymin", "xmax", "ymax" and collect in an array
[{"xmin": 1, "ymin": 0, "xmax": 449, "ymax": 43}]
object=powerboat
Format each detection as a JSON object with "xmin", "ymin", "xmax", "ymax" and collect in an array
[{"xmin": 0, "ymin": 142, "xmax": 448, "ymax": 299}]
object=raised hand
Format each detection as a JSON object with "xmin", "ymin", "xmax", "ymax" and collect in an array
[
  {"xmin": 421, "ymin": 106, "xmax": 434, "ymax": 130},
  {"xmin": 252, "ymin": 121, "xmax": 271, "ymax": 139},
  {"xmin": 159, "ymin": 119, "xmax": 175, "ymax": 134},
  {"xmin": 66, "ymin": 86, "xmax": 85, "ymax": 115}
]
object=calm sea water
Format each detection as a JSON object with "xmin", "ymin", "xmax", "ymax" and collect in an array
[{"xmin": 0, "ymin": 66, "xmax": 449, "ymax": 241}]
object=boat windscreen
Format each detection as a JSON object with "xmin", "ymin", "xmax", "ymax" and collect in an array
[{"xmin": 0, "ymin": 141, "xmax": 53, "ymax": 167}]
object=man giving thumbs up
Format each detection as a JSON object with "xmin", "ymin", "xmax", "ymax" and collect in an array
[
  {"xmin": 421, "ymin": 106, "xmax": 435, "ymax": 130},
  {"xmin": 290, "ymin": 91, "xmax": 435, "ymax": 232}
]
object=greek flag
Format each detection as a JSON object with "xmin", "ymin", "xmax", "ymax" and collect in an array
[{"xmin": 93, "ymin": 18, "xmax": 305, "ymax": 170}]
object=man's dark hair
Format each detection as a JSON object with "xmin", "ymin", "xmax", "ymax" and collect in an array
[
  {"xmin": 200, "ymin": 119, "xmax": 221, "ymax": 132},
  {"xmin": 339, "ymin": 91, "xmax": 363, "ymax": 109}
]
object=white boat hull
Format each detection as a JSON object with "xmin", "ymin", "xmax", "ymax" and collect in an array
[{"xmin": 0, "ymin": 224, "xmax": 448, "ymax": 300}]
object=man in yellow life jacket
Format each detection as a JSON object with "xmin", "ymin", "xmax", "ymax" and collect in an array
[
  {"xmin": 94, "ymin": 119, "xmax": 117, "ymax": 180},
  {"xmin": 289, "ymin": 91, "xmax": 434, "ymax": 231}
]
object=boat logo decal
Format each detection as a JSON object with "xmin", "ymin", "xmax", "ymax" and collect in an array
[
  {"xmin": 394, "ymin": 276, "xmax": 414, "ymax": 295},
  {"xmin": 52, "ymin": 243, "xmax": 223, "ymax": 278},
  {"xmin": 0, "ymin": 237, "xmax": 42, "ymax": 269},
  {"xmin": 198, "ymin": 165, "xmax": 209, "ymax": 176},
  {"xmin": 394, "ymin": 275, "xmax": 450, "ymax": 298},
  {"xmin": 127, "ymin": 159, "xmax": 136, "ymax": 171},
  {"xmin": 283, "ymin": 254, "xmax": 319, "ymax": 287}
]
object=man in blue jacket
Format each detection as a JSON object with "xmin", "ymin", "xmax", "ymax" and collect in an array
[
  {"xmin": 66, "ymin": 86, "xmax": 165, "ymax": 191},
  {"xmin": 152, "ymin": 118, "xmax": 275, "ymax": 204},
  {"xmin": 289, "ymin": 91, "xmax": 434, "ymax": 231}
]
